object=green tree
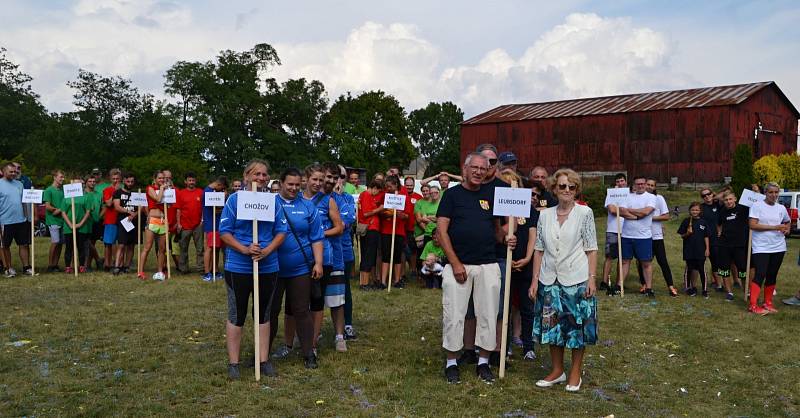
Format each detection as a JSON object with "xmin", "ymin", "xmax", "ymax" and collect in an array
[
  {"xmin": 0, "ymin": 46, "xmax": 48, "ymax": 160},
  {"xmin": 321, "ymin": 91, "xmax": 415, "ymax": 176},
  {"xmin": 730, "ymin": 143, "xmax": 755, "ymax": 195},
  {"xmin": 776, "ymin": 153, "xmax": 800, "ymax": 189},
  {"xmin": 407, "ymin": 101, "xmax": 463, "ymax": 176}
]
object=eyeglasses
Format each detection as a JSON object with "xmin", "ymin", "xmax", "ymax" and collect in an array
[
  {"xmin": 468, "ymin": 165, "xmax": 488, "ymax": 172},
  {"xmin": 488, "ymin": 158, "xmax": 498, "ymax": 166},
  {"xmin": 701, "ymin": 193, "xmax": 712, "ymax": 197},
  {"xmin": 557, "ymin": 184, "xmax": 577, "ymax": 191},
  {"xmin": 634, "ymin": 182, "xmax": 646, "ymax": 186}
]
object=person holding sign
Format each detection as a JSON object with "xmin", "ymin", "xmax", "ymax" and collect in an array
[
  {"xmin": 44, "ymin": 170, "xmax": 66, "ymax": 272},
  {"xmin": 716, "ymin": 191, "xmax": 750, "ymax": 302},
  {"xmin": 748, "ymin": 182, "xmax": 790, "ymax": 315},
  {"xmin": 0, "ymin": 162, "xmax": 32, "ymax": 277},
  {"xmin": 270, "ymin": 167, "xmax": 324, "ymax": 369},
  {"xmin": 202, "ymin": 176, "xmax": 228, "ymax": 282},
  {"xmin": 111, "ymin": 172, "xmax": 139, "ymax": 275},
  {"xmin": 60, "ymin": 179, "xmax": 92, "ymax": 274},
  {"xmin": 602, "ymin": 173, "xmax": 627, "ymax": 295},
  {"xmin": 529, "ymin": 168, "xmax": 598, "ymax": 393},
  {"xmin": 219, "ymin": 159, "xmax": 286, "ymax": 380},
  {"xmin": 438, "ymin": 152, "xmax": 514, "ymax": 385},
  {"xmin": 380, "ymin": 176, "xmax": 412, "ymax": 289},
  {"xmin": 303, "ymin": 163, "xmax": 347, "ymax": 353},
  {"xmin": 138, "ymin": 171, "xmax": 169, "ymax": 281},
  {"xmin": 357, "ymin": 179, "xmax": 384, "ymax": 290}
]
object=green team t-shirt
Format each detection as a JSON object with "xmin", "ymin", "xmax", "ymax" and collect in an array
[
  {"xmin": 420, "ymin": 241, "xmax": 445, "ymax": 261},
  {"xmin": 414, "ymin": 198, "xmax": 440, "ymax": 237},
  {"xmin": 60, "ymin": 195, "xmax": 93, "ymax": 234},
  {"xmin": 43, "ymin": 185, "xmax": 65, "ymax": 227},
  {"xmin": 84, "ymin": 189, "xmax": 103, "ymax": 223},
  {"xmin": 344, "ymin": 183, "xmax": 366, "ymax": 195}
]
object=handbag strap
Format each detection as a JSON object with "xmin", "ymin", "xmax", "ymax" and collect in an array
[{"xmin": 280, "ymin": 203, "xmax": 314, "ymax": 269}]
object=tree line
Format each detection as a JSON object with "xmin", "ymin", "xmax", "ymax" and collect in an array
[{"xmin": 0, "ymin": 44, "xmax": 463, "ymax": 186}]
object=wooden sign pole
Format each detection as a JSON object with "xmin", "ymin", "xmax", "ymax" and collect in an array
[
  {"xmin": 251, "ymin": 182, "xmax": 261, "ymax": 381},
  {"xmin": 617, "ymin": 206, "xmax": 624, "ymax": 297},
  {"xmin": 499, "ymin": 208, "xmax": 517, "ymax": 377},
  {"xmin": 164, "ymin": 202, "xmax": 171, "ymax": 279},
  {"xmin": 212, "ymin": 209, "xmax": 217, "ymax": 282},
  {"xmin": 71, "ymin": 197, "xmax": 78, "ymax": 277},
  {"xmin": 30, "ymin": 203, "xmax": 35, "ymax": 275},
  {"xmin": 387, "ymin": 205, "xmax": 397, "ymax": 293},
  {"xmin": 137, "ymin": 188, "xmax": 142, "ymax": 276}
]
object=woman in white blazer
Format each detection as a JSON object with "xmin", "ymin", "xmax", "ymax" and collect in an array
[{"xmin": 528, "ymin": 168, "xmax": 598, "ymax": 392}]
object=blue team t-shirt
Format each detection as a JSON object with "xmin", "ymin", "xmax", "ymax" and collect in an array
[
  {"xmin": 202, "ymin": 186, "xmax": 223, "ymax": 233},
  {"xmin": 304, "ymin": 192, "xmax": 334, "ymax": 267},
  {"xmin": 335, "ymin": 192, "xmax": 356, "ymax": 263},
  {"xmin": 219, "ymin": 191, "xmax": 287, "ymax": 274},
  {"xmin": 276, "ymin": 195, "xmax": 324, "ymax": 278}
]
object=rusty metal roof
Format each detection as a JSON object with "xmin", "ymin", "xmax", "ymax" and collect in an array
[{"xmin": 463, "ymin": 81, "xmax": 798, "ymax": 124}]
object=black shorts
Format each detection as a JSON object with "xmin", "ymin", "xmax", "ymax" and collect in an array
[
  {"xmin": 380, "ymin": 233, "xmax": 404, "ymax": 264},
  {"xmin": 708, "ymin": 245, "xmax": 722, "ymax": 270},
  {"xmin": 116, "ymin": 222, "xmax": 139, "ymax": 245},
  {"xmin": 716, "ymin": 246, "xmax": 747, "ymax": 276},
  {"xmin": 359, "ymin": 230, "xmax": 380, "ymax": 272},
  {"xmin": 224, "ymin": 270, "xmax": 278, "ymax": 327},
  {"xmin": 1, "ymin": 222, "xmax": 31, "ymax": 248},
  {"xmin": 91, "ymin": 221, "xmax": 104, "ymax": 241}
]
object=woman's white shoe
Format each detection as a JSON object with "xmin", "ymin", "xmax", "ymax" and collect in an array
[
  {"xmin": 535, "ymin": 372, "xmax": 566, "ymax": 387},
  {"xmin": 565, "ymin": 378, "xmax": 582, "ymax": 392}
]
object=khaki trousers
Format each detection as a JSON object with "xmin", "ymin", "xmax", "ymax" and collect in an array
[{"xmin": 442, "ymin": 262, "xmax": 500, "ymax": 352}]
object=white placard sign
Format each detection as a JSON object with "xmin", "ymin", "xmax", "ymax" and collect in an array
[
  {"xmin": 605, "ymin": 188, "xmax": 630, "ymax": 206},
  {"xmin": 63, "ymin": 183, "xmax": 84, "ymax": 199},
  {"xmin": 120, "ymin": 217, "xmax": 135, "ymax": 232},
  {"xmin": 739, "ymin": 189, "xmax": 766, "ymax": 208},
  {"xmin": 162, "ymin": 188, "xmax": 177, "ymax": 204},
  {"xmin": 129, "ymin": 192, "xmax": 148, "ymax": 207},
  {"xmin": 205, "ymin": 192, "xmax": 225, "ymax": 207},
  {"xmin": 22, "ymin": 189, "xmax": 43, "ymax": 204},
  {"xmin": 236, "ymin": 191, "xmax": 276, "ymax": 221},
  {"xmin": 493, "ymin": 187, "xmax": 533, "ymax": 217},
  {"xmin": 384, "ymin": 193, "xmax": 407, "ymax": 210}
]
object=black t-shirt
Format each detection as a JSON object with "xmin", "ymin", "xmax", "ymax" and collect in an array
[
  {"xmin": 511, "ymin": 206, "xmax": 540, "ymax": 261},
  {"xmin": 436, "ymin": 184, "xmax": 498, "ymax": 265},
  {"xmin": 113, "ymin": 188, "xmax": 134, "ymax": 223},
  {"xmin": 678, "ymin": 218, "xmax": 710, "ymax": 261},
  {"xmin": 700, "ymin": 203, "xmax": 721, "ymax": 245},
  {"xmin": 718, "ymin": 204, "xmax": 749, "ymax": 248}
]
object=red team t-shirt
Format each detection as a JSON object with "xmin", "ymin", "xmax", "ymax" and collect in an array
[
  {"xmin": 102, "ymin": 186, "xmax": 118, "ymax": 225},
  {"xmin": 176, "ymin": 188, "xmax": 204, "ymax": 230}
]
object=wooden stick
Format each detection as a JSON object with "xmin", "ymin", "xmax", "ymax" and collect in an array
[
  {"xmin": 137, "ymin": 188, "xmax": 142, "ymax": 276},
  {"xmin": 617, "ymin": 206, "xmax": 624, "ymax": 297},
  {"xmin": 387, "ymin": 206, "xmax": 397, "ymax": 292},
  {"xmin": 30, "ymin": 202, "xmax": 35, "ymax": 275},
  {"xmin": 744, "ymin": 230, "xmax": 752, "ymax": 301},
  {"xmin": 251, "ymin": 182, "xmax": 261, "ymax": 381},
  {"xmin": 164, "ymin": 202, "xmax": 171, "ymax": 279},
  {"xmin": 71, "ymin": 197, "xmax": 78, "ymax": 277},
  {"xmin": 212, "ymin": 208, "xmax": 217, "ymax": 281},
  {"xmin": 499, "ymin": 214, "xmax": 516, "ymax": 379}
]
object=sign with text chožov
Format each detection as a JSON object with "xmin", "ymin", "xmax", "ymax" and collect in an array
[{"xmin": 236, "ymin": 191, "xmax": 276, "ymax": 222}]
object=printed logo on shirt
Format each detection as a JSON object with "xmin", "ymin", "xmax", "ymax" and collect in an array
[
  {"xmin": 479, "ymin": 200, "xmax": 490, "ymax": 210},
  {"xmin": 517, "ymin": 217, "xmax": 526, "ymax": 225},
  {"xmin": 726, "ymin": 214, "xmax": 737, "ymax": 221},
  {"xmin": 699, "ymin": 225, "xmax": 706, "ymax": 230}
]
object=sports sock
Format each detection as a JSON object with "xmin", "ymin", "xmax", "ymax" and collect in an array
[
  {"xmin": 478, "ymin": 356, "xmax": 489, "ymax": 366},
  {"xmin": 446, "ymin": 358, "xmax": 457, "ymax": 368},
  {"xmin": 749, "ymin": 282, "xmax": 761, "ymax": 307}
]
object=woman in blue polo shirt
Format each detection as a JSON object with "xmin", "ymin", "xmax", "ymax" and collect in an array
[
  {"xmin": 270, "ymin": 167, "xmax": 324, "ymax": 369},
  {"xmin": 219, "ymin": 159, "xmax": 287, "ymax": 380}
]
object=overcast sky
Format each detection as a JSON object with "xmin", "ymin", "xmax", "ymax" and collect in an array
[{"xmin": 2, "ymin": 0, "xmax": 798, "ymax": 118}]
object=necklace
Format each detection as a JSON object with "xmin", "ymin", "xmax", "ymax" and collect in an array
[{"xmin": 556, "ymin": 204, "xmax": 575, "ymax": 217}]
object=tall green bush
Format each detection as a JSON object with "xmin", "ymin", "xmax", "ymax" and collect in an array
[{"xmin": 730, "ymin": 144, "xmax": 754, "ymax": 195}]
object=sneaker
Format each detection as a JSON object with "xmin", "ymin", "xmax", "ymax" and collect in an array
[
  {"xmin": 476, "ymin": 363, "xmax": 495, "ymax": 384},
  {"xmin": 609, "ymin": 285, "xmax": 621, "ymax": 296},
  {"xmin": 214, "ymin": 272, "xmax": 223, "ymax": 281},
  {"xmin": 763, "ymin": 303, "xmax": 778, "ymax": 314},
  {"xmin": 687, "ymin": 287, "xmax": 697, "ymax": 297},
  {"xmin": 598, "ymin": 281, "xmax": 609, "ymax": 292},
  {"xmin": 645, "ymin": 289, "xmax": 655, "ymax": 298},
  {"xmin": 259, "ymin": 361, "xmax": 277, "ymax": 377},
  {"xmin": 701, "ymin": 290, "xmax": 709, "ymax": 299},
  {"xmin": 457, "ymin": 349, "xmax": 478, "ymax": 365},
  {"xmin": 725, "ymin": 292, "xmax": 734, "ymax": 302},
  {"xmin": 22, "ymin": 267, "xmax": 33, "ymax": 276},
  {"xmin": 715, "ymin": 285, "xmax": 725, "ymax": 293},
  {"xmin": 668, "ymin": 286, "xmax": 679, "ymax": 297},
  {"xmin": 304, "ymin": 353, "xmax": 318, "ymax": 369},
  {"xmin": 152, "ymin": 272, "xmax": 165, "ymax": 281},
  {"xmin": 511, "ymin": 336, "xmax": 523, "ymax": 347},
  {"xmin": 344, "ymin": 326, "xmax": 357, "ymax": 341},
  {"xmin": 137, "ymin": 272, "xmax": 147, "ymax": 281},
  {"xmin": 271, "ymin": 344, "xmax": 293, "ymax": 359},
  {"xmin": 228, "ymin": 363, "xmax": 240, "ymax": 380},
  {"xmin": 202, "ymin": 273, "xmax": 213, "ymax": 282},
  {"xmin": 3, "ymin": 268, "xmax": 16, "ymax": 278},
  {"xmin": 445, "ymin": 364, "xmax": 460, "ymax": 384},
  {"xmin": 111, "ymin": 267, "xmax": 121, "ymax": 276},
  {"xmin": 638, "ymin": 285, "xmax": 647, "ymax": 294},
  {"xmin": 359, "ymin": 285, "xmax": 371, "ymax": 291},
  {"xmin": 46, "ymin": 266, "xmax": 58, "ymax": 273},
  {"xmin": 335, "ymin": 338, "xmax": 347, "ymax": 352},
  {"xmin": 78, "ymin": 266, "xmax": 87, "ymax": 273},
  {"xmin": 523, "ymin": 350, "xmax": 537, "ymax": 361},
  {"xmin": 782, "ymin": 296, "xmax": 800, "ymax": 306},
  {"xmin": 64, "ymin": 267, "xmax": 73, "ymax": 275},
  {"xmin": 121, "ymin": 266, "xmax": 130, "ymax": 274},
  {"xmin": 393, "ymin": 281, "xmax": 405, "ymax": 289},
  {"xmin": 748, "ymin": 305, "xmax": 768, "ymax": 315}
]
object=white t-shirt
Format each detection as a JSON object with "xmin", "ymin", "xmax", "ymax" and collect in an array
[
  {"xmin": 604, "ymin": 189, "xmax": 625, "ymax": 234},
  {"xmin": 651, "ymin": 194, "xmax": 669, "ymax": 240},
  {"xmin": 621, "ymin": 192, "xmax": 657, "ymax": 239},
  {"xmin": 749, "ymin": 201, "xmax": 790, "ymax": 253}
]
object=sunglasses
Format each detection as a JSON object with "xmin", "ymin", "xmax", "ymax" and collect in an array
[
  {"xmin": 557, "ymin": 184, "xmax": 577, "ymax": 191},
  {"xmin": 488, "ymin": 158, "xmax": 498, "ymax": 166},
  {"xmin": 701, "ymin": 193, "xmax": 712, "ymax": 197}
]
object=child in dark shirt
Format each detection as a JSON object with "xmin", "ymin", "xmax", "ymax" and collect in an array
[{"xmin": 678, "ymin": 202, "xmax": 711, "ymax": 298}]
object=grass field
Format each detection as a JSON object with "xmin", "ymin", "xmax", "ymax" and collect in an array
[{"xmin": 2, "ymin": 216, "xmax": 800, "ymax": 417}]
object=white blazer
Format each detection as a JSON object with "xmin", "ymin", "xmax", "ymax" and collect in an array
[{"xmin": 534, "ymin": 204, "xmax": 598, "ymax": 286}]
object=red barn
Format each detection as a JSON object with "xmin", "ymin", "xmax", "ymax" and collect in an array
[{"xmin": 461, "ymin": 82, "xmax": 799, "ymax": 183}]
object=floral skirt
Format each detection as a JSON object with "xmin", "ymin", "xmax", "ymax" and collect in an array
[{"xmin": 532, "ymin": 282, "xmax": 597, "ymax": 349}]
